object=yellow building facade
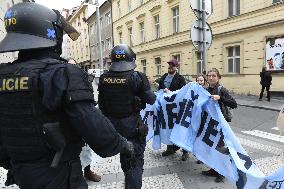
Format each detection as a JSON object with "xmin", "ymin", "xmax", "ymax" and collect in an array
[{"xmin": 112, "ymin": 0, "xmax": 284, "ymax": 95}]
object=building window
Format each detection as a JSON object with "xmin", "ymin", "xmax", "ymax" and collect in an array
[
  {"xmin": 105, "ymin": 12, "xmax": 111, "ymax": 25},
  {"xmin": 228, "ymin": 0, "xmax": 240, "ymax": 17},
  {"xmin": 273, "ymin": 0, "xmax": 283, "ymax": 3},
  {"xmin": 172, "ymin": 6, "xmax": 179, "ymax": 33},
  {"xmin": 106, "ymin": 38, "xmax": 112, "ymax": 50},
  {"xmin": 141, "ymin": 59, "xmax": 147, "ymax": 74},
  {"xmin": 154, "ymin": 15, "xmax": 160, "ymax": 39},
  {"xmin": 84, "ymin": 29, "xmax": 87, "ymax": 39},
  {"xmin": 101, "ymin": 40, "xmax": 105, "ymax": 51},
  {"xmin": 100, "ymin": 17, "xmax": 103, "ymax": 29},
  {"xmin": 90, "ymin": 24, "xmax": 95, "ymax": 34},
  {"xmin": 196, "ymin": 52, "xmax": 205, "ymax": 74},
  {"xmin": 128, "ymin": 0, "xmax": 132, "ymax": 12},
  {"xmin": 227, "ymin": 46, "xmax": 240, "ymax": 73},
  {"xmin": 155, "ymin": 57, "xmax": 161, "ymax": 75},
  {"xmin": 117, "ymin": 1, "xmax": 121, "ymax": 18},
  {"xmin": 119, "ymin": 32, "xmax": 123, "ymax": 44},
  {"xmin": 172, "ymin": 54, "xmax": 180, "ymax": 72},
  {"xmin": 128, "ymin": 27, "xmax": 133, "ymax": 47},
  {"xmin": 140, "ymin": 22, "xmax": 145, "ymax": 43}
]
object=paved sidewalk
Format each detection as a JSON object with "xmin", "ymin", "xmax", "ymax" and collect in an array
[{"xmin": 232, "ymin": 94, "xmax": 283, "ymax": 112}]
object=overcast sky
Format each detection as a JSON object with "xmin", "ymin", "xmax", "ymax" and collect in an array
[{"xmin": 35, "ymin": 0, "xmax": 105, "ymax": 10}]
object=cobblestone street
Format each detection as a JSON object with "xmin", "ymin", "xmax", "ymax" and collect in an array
[{"xmin": 2, "ymin": 139, "xmax": 283, "ymax": 189}]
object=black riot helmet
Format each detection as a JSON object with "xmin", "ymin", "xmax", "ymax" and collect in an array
[
  {"xmin": 0, "ymin": 2, "xmax": 80, "ymax": 53},
  {"xmin": 110, "ymin": 44, "xmax": 137, "ymax": 72}
]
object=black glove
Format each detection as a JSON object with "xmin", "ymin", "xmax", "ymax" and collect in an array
[
  {"xmin": 5, "ymin": 170, "xmax": 16, "ymax": 186},
  {"xmin": 136, "ymin": 118, "xmax": 148, "ymax": 137},
  {"xmin": 121, "ymin": 139, "xmax": 134, "ymax": 157}
]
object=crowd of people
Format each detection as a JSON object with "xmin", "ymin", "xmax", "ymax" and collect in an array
[{"xmin": 0, "ymin": 2, "xmax": 274, "ymax": 189}]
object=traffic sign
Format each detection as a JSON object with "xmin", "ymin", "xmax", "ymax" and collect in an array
[
  {"xmin": 190, "ymin": 0, "xmax": 212, "ymax": 19},
  {"xmin": 190, "ymin": 20, "xmax": 212, "ymax": 51}
]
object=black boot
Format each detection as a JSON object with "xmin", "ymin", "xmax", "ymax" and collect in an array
[
  {"xmin": 162, "ymin": 145, "xmax": 176, "ymax": 156},
  {"xmin": 181, "ymin": 151, "xmax": 189, "ymax": 161}
]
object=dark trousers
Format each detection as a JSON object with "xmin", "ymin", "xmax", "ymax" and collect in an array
[
  {"xmin": 120, "ymin": 136, "xmax": 146, "ymax": 189},
  {"xmin": 12, "ymin": 158, "xmax": 87, "ymax": 189},
  {"xmin": 259, "ymin": 85, "xmax": 270, "ymax": 100}
]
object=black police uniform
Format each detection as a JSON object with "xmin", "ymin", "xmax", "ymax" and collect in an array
[
  {"xmin": 98, "ymin": 44, "xmax": 156, "ymax": 189},
  {"xmin": 0, "ymin": 3, "xmax": 133, "ymax": 189},
  {"xmin": 0, "ymin": 50, "xmax": 132, "ymax": 189}
]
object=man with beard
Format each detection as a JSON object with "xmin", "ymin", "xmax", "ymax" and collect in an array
[{"xmin": 156, "ymin": 59, "xmax": 189, "ymax": 161}]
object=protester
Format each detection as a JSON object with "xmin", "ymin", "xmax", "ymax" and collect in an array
[
  {"xmin": 156, "ymin": 59, "xmax": 190, "ymax": 161},
  {"xmin": 259, "ymin": 66, "xmax": 272, "ymax": 102},
  {"xmin": 195, "ymin": 74, "xmax": 207, "ymax": 165},
  {"xmin": 201, "ymin": 68, "xmax": 237, "ymax": 183},
  {"xmin": 98, "ymin": 44, "xmax": 156, "ymax": 189},
  {"xmin": 0, "ymin": 3, "xmax": 134, "ymax": 189},
  {"xmin": 68, "ymin": 58, "xmax": 101, "ymax": 182},
  {"xmin": 196, "ymin": 74, "xmax": 207, "ymax": 88}
]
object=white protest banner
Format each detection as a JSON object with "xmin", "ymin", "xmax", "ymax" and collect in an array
[{"xmin": 142, "ymin": 83, "xmax": 284, "ymax": 189}]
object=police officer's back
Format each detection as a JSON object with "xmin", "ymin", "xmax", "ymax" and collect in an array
[
  {"xmin": 98, "ymin": 44, "xmax": 155, "ymax": 189},
  {"xmin": 0, "ymin": 3, "xmax": 133, "ymax": 189}
]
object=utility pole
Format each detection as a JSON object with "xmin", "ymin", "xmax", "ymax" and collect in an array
[
  {"xmin": 190, "ymin": 0, "xmax": 212, "ymax": 73},
  {"xmin": 95, "ymin": 0, "xmax": 104, "ymax": 72},
  {"xmin": 201, "ymin": 0, "xmax": 207, "ymax": 72}
]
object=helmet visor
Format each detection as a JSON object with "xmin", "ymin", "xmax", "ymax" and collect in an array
[{"xmin": 53, "ymin": 10, "xmax": 80, "ymax": 41}]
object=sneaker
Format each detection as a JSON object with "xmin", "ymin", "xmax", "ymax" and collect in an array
[
  {"xmin": 84, "ymin": 169, "xmax": 101, "ymax": 182},
  {"xmin": 181, "ymin": 153, "xmax": 189, "ymax": 161},
  {"xmin": 201, "ymin": 169, "xmax": 218, "ymax": 177},
  {"xmin": 215, "ymin": 175, "xmax": 225, "ymax": 183}
]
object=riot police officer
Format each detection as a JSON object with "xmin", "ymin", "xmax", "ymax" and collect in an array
[
  {"xmin": 98, "ymin": 44, "xmax": 156, "ymax": 189},
  {"xmin": 0, "ymin": 3, "xmax": 133, "ymax": 189}
]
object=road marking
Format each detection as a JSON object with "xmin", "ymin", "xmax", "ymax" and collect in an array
[
  {"xmin": 242, "ymin": 130, "xmax": 284, "ymax": 143},
  {"xmin": 272, "ymin": 127, "xmax": 279, "ymax": 131}
]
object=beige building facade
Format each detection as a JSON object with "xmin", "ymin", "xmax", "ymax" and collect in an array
[
  {"xmin": 112, "ymin": 0, "xmax": 284, "ymax": 95},
  {"xmin": 87, "ymin": 1, "xmax": 113, "ymax": 70},
  {"xmin": 66, "ymin": 3, "xmax": 95, "ymax": 69}
]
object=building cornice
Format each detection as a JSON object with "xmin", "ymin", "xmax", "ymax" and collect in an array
[
  {"xmin": 136, "ymin": 13, "xmax": 145, "ymax": 21},
  {"xmin": 125, "ymin": 20, "xmax": 133, "ymax": 26},
  {"xmin": 116, "ymin": 25, "xmax": 123, "ymax": 31},
  {"xmin": 149, "ymin": 5, "xmax": 161, "ymax": 13},
  {"xmin": 69, "ymin": 4, "xmax": 88, "ymax": 23}
]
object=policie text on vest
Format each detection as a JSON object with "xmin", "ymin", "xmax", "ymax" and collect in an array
[{"xmin": 0, "ymin": 77, "xmax": 29, "ymax": 92}]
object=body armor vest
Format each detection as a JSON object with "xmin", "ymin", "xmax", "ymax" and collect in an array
[
  {"xmin": 0, "ymin": 59, "xmax": 82, "ymax": 162},
  {"xmin": 100, "ymin": 71, "xmax": 135, "ymax": 118}
]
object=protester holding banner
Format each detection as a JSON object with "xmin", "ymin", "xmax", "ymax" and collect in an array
[
  {"xmin": 259, "ymin": 67, "xmax": 272, "ymax": 102},
  {"xmin": 157, "ymin": 59, "xmax": 190, "ymax": 161},
  {"xmin": 201, "ymin": 68, "xmax": 237, "ymax": 183}
]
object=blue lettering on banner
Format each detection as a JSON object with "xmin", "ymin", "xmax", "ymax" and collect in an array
[{"xmin": 142, "ymin": 83, "xmax": 284, "ymax": 189}]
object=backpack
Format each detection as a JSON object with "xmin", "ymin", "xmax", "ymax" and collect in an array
[{"xmin": 217, "ymin": 86, "xmax": 233, "ymax": 122}]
